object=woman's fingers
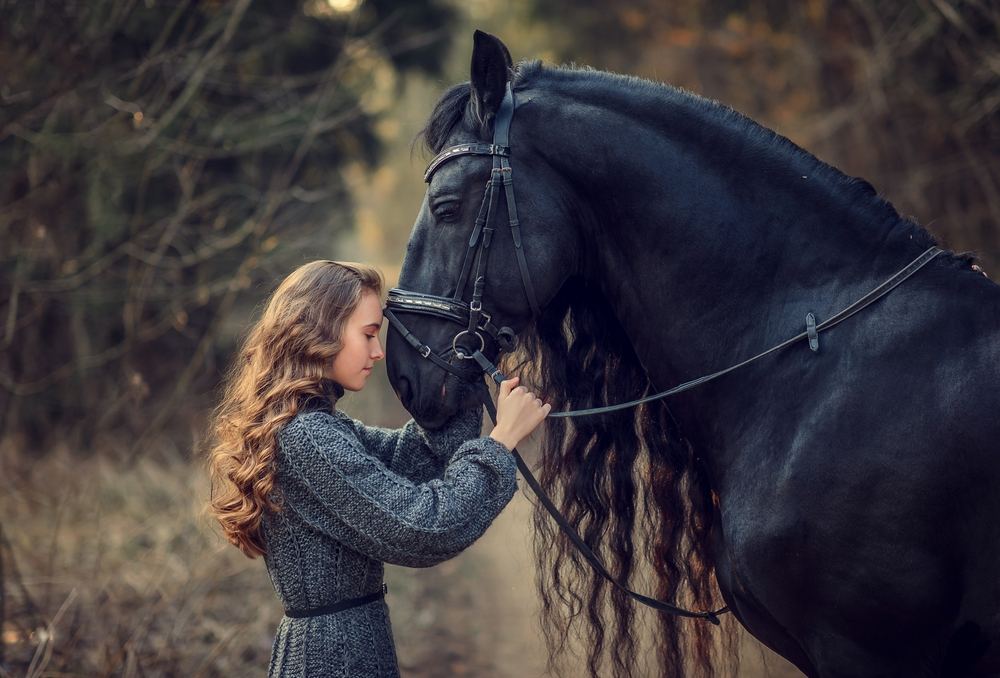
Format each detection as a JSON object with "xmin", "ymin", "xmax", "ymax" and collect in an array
[
  {"xmin": 499, "ymin": 376, "xmax": 520, "ymax": 397},
  {"xmin": 491, "ymin": 377, "xmax": 552, "ymax": 450},
  {"xmin": 496, "ymin": 376, "xmax": 551, "ymax": 426}
]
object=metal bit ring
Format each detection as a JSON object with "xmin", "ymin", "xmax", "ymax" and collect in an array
[{"xmin": 452, "ymin": 330, "xmax": 485, "ymax": 359}]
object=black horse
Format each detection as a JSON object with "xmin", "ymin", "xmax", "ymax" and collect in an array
[{"xmin": 385, "ymin": 31, "xmax": 1000, "ymax": 678}]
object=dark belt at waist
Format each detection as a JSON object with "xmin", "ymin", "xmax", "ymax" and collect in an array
[{"xmin": 284, "ymin": 583, "xmax": 387, "ymax": 619}]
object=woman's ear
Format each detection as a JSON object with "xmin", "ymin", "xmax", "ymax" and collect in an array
[{"xmin": 469, "ymin": 30, "xmax": 513, "ymax": 129}]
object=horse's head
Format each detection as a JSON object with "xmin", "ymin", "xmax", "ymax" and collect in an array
[{"xmin": 385, "ymin": 31, "xmax": 580, "ymax": 428}]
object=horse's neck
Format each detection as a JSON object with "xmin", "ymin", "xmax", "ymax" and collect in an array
[
  {"xmin": 532, "ymin": 88, "xmax": 918, "ymax": 385},
  {"xmin": 526, "ymin": 81, "xmax": 934, "ymax": 470}
]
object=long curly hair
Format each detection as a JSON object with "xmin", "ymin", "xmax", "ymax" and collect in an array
[
  {"xmin": 206, "ymin": 260, "xmax": 383, "ymax": 558},
  {"xmin": 504, "ymin": 279, "xmax": 738, "ymax": 678}
]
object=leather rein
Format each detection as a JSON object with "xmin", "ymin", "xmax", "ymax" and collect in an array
[{"xmin": 384, "ymin": 82, "xmax": 945, "ymax": 625}]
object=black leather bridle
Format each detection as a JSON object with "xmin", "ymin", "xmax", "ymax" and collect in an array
[
  {"xmin": 384, "ymin": 81, "xmax": 945, "ymax": 625},
  {"xmin": 384, "ymin": 82, "xmax": 535, "ymax": 386}
]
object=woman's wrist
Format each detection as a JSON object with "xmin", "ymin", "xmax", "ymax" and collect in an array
[{"xmin": 489, "ymin": 428, "xmax": 517, "ymax": 451}]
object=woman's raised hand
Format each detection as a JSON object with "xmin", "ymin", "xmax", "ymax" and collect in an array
[{"xmin": 488, "ymin": 376, "xmax": 551, "ymax": 451}]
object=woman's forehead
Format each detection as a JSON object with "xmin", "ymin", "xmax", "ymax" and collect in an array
[{"xmin": 353, "ymin": 291, "xmax": 384, "ymax": 322}]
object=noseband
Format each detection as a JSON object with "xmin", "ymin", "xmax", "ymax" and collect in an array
[{"xmin": 384, "ymin": 83, "xmax": 536, "ymax": 385}]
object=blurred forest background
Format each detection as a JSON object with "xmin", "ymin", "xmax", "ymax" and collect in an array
[{"xmin": 2, "ymin": 0, "xmax": 997, "ymax": 675}]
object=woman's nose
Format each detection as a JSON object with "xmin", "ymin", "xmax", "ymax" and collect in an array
[{"xmin": 372, "ymin": 338, "xmax": 385, "ymax": 361}]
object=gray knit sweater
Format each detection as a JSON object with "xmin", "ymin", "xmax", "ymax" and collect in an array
[{"xmin": 261, "ymin": 403, "xmax": 517, "ymax": 677}]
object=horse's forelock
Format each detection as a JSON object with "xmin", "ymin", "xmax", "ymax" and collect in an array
[
  {"xmin": 418, "ymin": 60, "xmax": 545, "ymax": 154},
  {"xmin": 418, "ymin": 83, "xmax": 471, "ymax": 154}
]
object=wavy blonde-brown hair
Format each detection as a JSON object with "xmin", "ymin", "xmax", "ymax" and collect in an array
[{"xmin": 207, "ymin": 260, "xmax": 384, "ymax": 558}]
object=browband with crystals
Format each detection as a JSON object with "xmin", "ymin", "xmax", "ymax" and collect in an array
[{"xmin": 424, "ymin": 143, "xmax": 510, "ymax": 183}]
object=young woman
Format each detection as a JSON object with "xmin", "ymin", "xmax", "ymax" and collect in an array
[{"xmin": 207, "ymin": 260, "xmax": 549, "ymax": 677}]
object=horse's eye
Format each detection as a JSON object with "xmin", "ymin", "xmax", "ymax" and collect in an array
[{"xmin": 432, "ymin": 200, "xmax": 460, "ymax": 223}]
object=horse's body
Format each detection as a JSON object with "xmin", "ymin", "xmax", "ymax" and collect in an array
[{"xmin": 385, "ymin": 32, "xmax": 1000, "ymax": 676}]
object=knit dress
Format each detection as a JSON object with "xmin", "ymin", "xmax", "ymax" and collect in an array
[{"xmin": 261, "ymin": 401, "xmax": 517, "ymax": 677}]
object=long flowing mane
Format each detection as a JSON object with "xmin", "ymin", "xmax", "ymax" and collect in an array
[{"xmin": 514, "ymin": 279, "xmax": 738, "ymax": 678}]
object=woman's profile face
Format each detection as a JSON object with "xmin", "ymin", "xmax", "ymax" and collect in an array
[{"xmin": 326, "ymin": 290, "xmax": 385, "ymax": 392}]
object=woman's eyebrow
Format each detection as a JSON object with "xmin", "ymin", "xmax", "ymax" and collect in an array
[{"xmin": 363, "ymin": 321, "xmax": 383, "ymax": 330}]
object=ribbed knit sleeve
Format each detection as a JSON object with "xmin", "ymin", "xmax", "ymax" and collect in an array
[
  {"xmin": 341, "ymin": 407, "xmax": 485, "ymax": 483},
  {"xmin": 275, "ymin": 410, "xmax": 517, "ymax": 568}
]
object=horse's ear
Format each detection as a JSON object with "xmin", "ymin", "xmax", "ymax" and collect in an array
[{"xmin": 470, "ymin": 30, "xmax": 512, "ymax": 129}]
